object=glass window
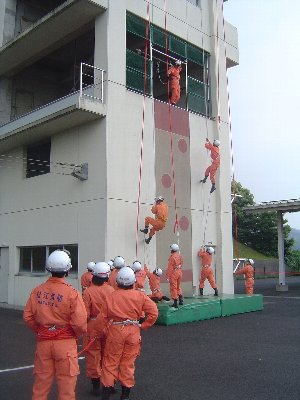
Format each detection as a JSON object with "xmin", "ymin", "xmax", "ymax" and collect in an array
[{"xmin": 26, "ymin": 140, "xmax": 51, "ymax": 178}]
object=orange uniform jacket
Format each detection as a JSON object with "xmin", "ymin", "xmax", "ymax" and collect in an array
[
  {"xmin": 83, "ymin": 282, "xmax": 115, "ymax": 320},
  {"xmin": 198, "ymin": 250, "xmax": 212, "ymax": 267},
  {"xmin": 81, "ymin": 271, "xmax": 93, "ymax": 291},
  {"xmin": 151, "ymin": 202, "xmax": 168, "ymax": 223},
  {"xmin": 108, "ymin": 269, "xmax": 119, "ymax": 290},
  {"xmin": 166, "ymin": 252, "xmax": 183, "ymax": 279},
  {"xmin": 205, "ymin": 142, "xmax": 220, "ymax": 163},
  {"xmin": 23, "ymin": 277, "xmax": 87, "ymax": 338},
  {"xmin": 135, "ymin": 269, "xmax": 147, "ymax": 290},
  {"xmin": 236, "ymin": 264, "xmax": 254, "ymax": 292}
]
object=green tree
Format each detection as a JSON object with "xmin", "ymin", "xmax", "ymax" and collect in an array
[
  {"xmin": 286, "ymin": 250, "xmax": 300, "ymax": 272},
  {"xmin": 231, "ymin": 180, "xmax": 294, "ymax": 257}
]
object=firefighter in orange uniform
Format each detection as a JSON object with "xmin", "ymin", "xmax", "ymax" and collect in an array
[
  {"xmin": 140, "ymin": 196, "xmax": 168, "ymax": 244},
  {"xmin": 81, "ymin": 261, "xmax": 95, "ymax": 293},
  {"xmin": 132, "ymin": 261, "xmax": 147, "ymax": 291},
  {"xmin": 92, "ymin": 267, "xmax": 158, "ymax": 400},
  {"xmin": 166, "ymin": 244, "xmax": 184, "ymax": 308},
  {"xmin": 23, "ymin": 250, "xmax": 87, "ymax": 400},
  {"xmin": 83, "ymin": 262, "xmax": 114, "ymax": 395},
  {"xmin": 200, "ymin": 138, "xmax": 220, "ymax": 193},
  {"xmin": 168, "ymin": 60, "xmax": 182, "ymax": 105},
  {"xmin": 145, "ymin": 265, "xmax": 170, "ymax": 303},
  {"xmin": 198, "ymin": 246, "xmax": 218, "ymax": 296},
  {"xmin": 108, "ymin": 256, "xmax": 125, "ymax": 289},
  {"xmin": 234, "ymin": 258, "xmax": 255, "ymax": 294}
]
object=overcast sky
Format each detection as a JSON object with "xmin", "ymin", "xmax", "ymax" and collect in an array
[{"xmin": 223, "ymin": 0, "xmax": 300, "ymax": 229}]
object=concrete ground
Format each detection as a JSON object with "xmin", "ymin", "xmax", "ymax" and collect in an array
[{"xmin": 0, "ymin": 276, "xmax": 300, "ymax": 400}]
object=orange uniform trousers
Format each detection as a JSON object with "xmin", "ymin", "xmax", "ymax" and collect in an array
[
  {"xmin": 205, "ymin": 159, "xmax": 220, "ymax": 184},
  {"xmin": 144, "ymin": 217, "xmax": 165, "ymax": 238},
  {"xmin": 169, "ymin": 269, "xmax": 183, "ymax": 300},
  {"xmin": 101, "ymin": 324, "xmax": 141, "ymax": 388},
  {"xmin": 83, "ymin": 319, "xmax": 106, "ymax": 379},
  {"xmin": 245, "ymin": 278, "xmax": 254, "ymax": 294},
  {"xmin": 170, "ymin": 81, "xmax": 180, "ymax": 104},
  {"xmin": 199, "ymin": 266, "xmax": 217, "ymax": 289},
  {"xmin": 32, "ymin": 338, "xmax": 79, "ymax": 400}
]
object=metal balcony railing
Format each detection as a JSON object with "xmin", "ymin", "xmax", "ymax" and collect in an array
[{"xmin": 80, "ymin": 63, "xmax": 105, "ymax": 102}]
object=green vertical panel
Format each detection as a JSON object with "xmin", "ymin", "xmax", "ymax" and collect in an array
[
  {"xmin": 126, "ymin": 49, "xmax": 151, "ymax": 76},
  {"xmin": 187, "ymin": 76, "xmax": 205, "ymax": 97},
  {"xmin": 169, "ymin": 33, "xmax": 186, "ymax": 58},
  {"xmin": 187, "ymin": 43, "xmax": 206, "ymax": 65},
  {"xmin": 151, "ymin": 25, "xmax": 166, "ymax": 48},
  {"xmin": 188, "ymin": 92, "xmax": 209, "ymax": 115},
  {"xmin": 126, "ymin": 12, "xmax": 146, "ymax": 38},
  {"xmin": 126, "ymin": 68, "xmax": 151, "ymax": 95}
]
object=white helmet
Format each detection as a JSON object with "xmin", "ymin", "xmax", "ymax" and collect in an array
[
  {"xmin": 206, "ymin": 247, "xmax": 215, "ymax": 254},
  {"xmin": 116, "ymin": 266, "xmax": 136, "ymax": 287},
  {"xmin": 213, "ymin": 139, "xmax": 220, "ymax": 147},
  {"xmin": 154, "ymin": 267, "xmax": 163, "ymax": 277},
  {"xmin": 246, "ymin": 258, "xmax": 254, "ymax": 265},
  {"xmin": 132, "ymin": 261, "xmax": 142, "ymax": 272},
  {"xmin": 175, "ymin": 60, "xmax": 182, "ymax": 66},
  {"xmin": 155, "ymin": 196, "xmax": 164, "ymax": 202},
  {"xmin": 107, "ymin": 259, "xmax": 114, "ymax": 270},
  {"xmin": 87, "ymin": 261, "xmax": 95, "ymax": 271},
  {"xmin": 170, "ymin": 243, "xmax": 179, "ymax": 252},
  {"xmin": 113, "ymin": 256, "xmax": 125, "ymax": 269},
  {"xmin": 92, "ymin": 262, "xmax": 111, "ymax": 278},
  {"xmin": 46, "ymin": 250, "xmax": 72, "ymax": 273}
]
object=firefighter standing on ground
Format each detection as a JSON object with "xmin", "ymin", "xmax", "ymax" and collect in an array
[
  {"xmin": 23, "ymin": 250, "xmax": 87, "ymax": 400},
  {"xmin": 108, "ymin": 256, "xmax": 125, "ymax": 289},
  {"xmin": 166, "ymin": 244, "xmax": 184, "ymax": 308},
  {"xmin": 140, "ymin": 196, "xmax": 168, "ymax": 244},
  {"xmin": 198, "ymin": 246, "xmax": 219, "ymax": 296},
  {"xmin": 82, "ymin": 262, "xmax": 115, "ymax": 395},
  {"xmin": 168, "ymin": 60, "xmax": 182, "ymax": 105},
  {"xmin": 234, "ymin": 258, "xmax": 255, "ymax": 294},
  {"xmin": 81, "ymin": 261, "xmax": 95, "ymax": 293},
  {"xmin": 200, "ymin": 138, "xmax": 220, "ymax": 193},
  {"xmin": 92, "ymin": 267, "xmax": 158, "ymax": 400}
]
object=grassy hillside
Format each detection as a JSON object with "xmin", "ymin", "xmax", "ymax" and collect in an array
[{"xmin": 233, "ymin": 240, "xmax": 275, "ymax": 260}]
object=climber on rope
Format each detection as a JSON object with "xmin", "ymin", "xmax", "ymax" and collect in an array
[
  {"xmin": 198, "ymin": 246, "xmax": 219, "ymax": 296},
  {"xmin": 234, "ymin": 258, "xmax": 255, "ymax": 294},
  {"xmin": 168, "ymin": 60, "xmax": 182, "ymax": 105},
  {"xmin": 140, "ymin": 196, "xmax": 168, "ymax": 244},
  {"xmin": 166, "ymin": 244, "xmax": 184, "ymax": 308},
  {"xmin": 200, "ymin": 138, "xmax": 220, "ymax": 193}
]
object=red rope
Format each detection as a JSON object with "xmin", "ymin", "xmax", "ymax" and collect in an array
[
  {"xmin": 164, "ymin": 0, "xmax": 179, "ymax": 235},
  {"xmin": 135, "ymin": 1, "xmax": 150, "ymax": 258},
  {"xmin": 77, "ymin": 337, "xmax": 97, "ymax": 357}
]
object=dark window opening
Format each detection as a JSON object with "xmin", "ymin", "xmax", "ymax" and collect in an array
[
  {"xmin": 26, "ymin": 140, "xmax": 51, "ymax": 178},
  {"xmin": 126, "ymin": 12, "xmax": 211, "ymax": 117}
]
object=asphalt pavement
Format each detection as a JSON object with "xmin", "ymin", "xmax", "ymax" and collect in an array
[{"xmin": 0, "ymin": 276, "xmax": 299, "ymax": 400}]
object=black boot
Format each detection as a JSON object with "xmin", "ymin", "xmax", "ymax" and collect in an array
[
  {"xmin": 214, "ymin": 288, "xmax": 219, "ymax": 296},
  {"xmin": 170, "ymin": 299, "xmax": 178, "ymax": 308},
  {"xmin": 162, "ymin": 295, "xmax": 170, "ymax": 301},
  {"xmin": 140, "ymin": 227, "xmax": 148, "ymax": 234},
  {"xmin": 200, "ymin": 176, "xmax": 208, "ymax": 183},
  {"xmin": 210, "ymin": 183, "xmax": 216, "ymax": 193},
  {"xmin": 145, "ymin": 236, "xmax": 152, "ymax": 244},
  {"xmin": 90, "ymin": 378, "xmax": 101, "ymax": 396},
  {"xmin": 178, "ymin": 295, "xmax": 183, "ymax": 305},
  {"xmin": 120, "ymin": 386, "xmax": 131, "ymax": 400},
  {"xmin": 102, "ymin": 386, "xmax": 112, "ymax": 400},
  {"xmin": 199, "ymin": 288, "xmax": 203, "ymax": 296}
]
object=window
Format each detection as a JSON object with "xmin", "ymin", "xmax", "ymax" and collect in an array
[
  {"xmin": 19, "ymin": 245, "xmax": 78, "ymax": 275},
  {"xmin": 26, "ymin": 140, "xmax": 51, "ymax": 178},
  {"xmin": 126, "ymin": 12, "xmax": 211, "ymax": 116}
]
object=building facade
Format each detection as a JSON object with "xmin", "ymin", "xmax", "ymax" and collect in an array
[{"xmin": 0, "ymin": 0, "xmax": 239, "ymax": 306}]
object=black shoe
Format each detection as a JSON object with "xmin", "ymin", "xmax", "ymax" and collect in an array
[
  {"xmin": 200, "ymin": 176, "xmax": 208, "ymax": 183},
  {"xmin": 210, "ymin": 184, "xmax": 216, "ymax": 193},
  {"xmin": 162, "ymin": 296, "xmax": 170, "ymax": 301},
  {"xmin": 214, "ymin": 288, "xmax": 219, "ymax": 296},
  {"xmin": 170, "ymin": 299, "xmax": 178, "ymax": 308},
  {"xmin": 90, "ymin": 378, "xmax": 101, "ymax": 396},
  {"xmin": 102, "ymin": 386, "xmax": 112, "ymax": 400},
  {"xmin": 178, "ymin": 295, "xmax": 183, "ymax": 305},
  {"xmin": 145, "ymin": 236, "xmax": 152, "ymax": 244},
  {"xmin": 121, "ymin": 386, "xmax": 131, "ymax": 400},
  {"xmin": 140, "ymin": 227, "xmax": 149, "ymax": 234},
  {"xmin": 199, "ymin": 288, "xmax": 203, "ymax": 296}
]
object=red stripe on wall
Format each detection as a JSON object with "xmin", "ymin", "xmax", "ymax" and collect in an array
[{"xmin": 154, "ymin": 101, "xmax": 190, "ymax": 137}]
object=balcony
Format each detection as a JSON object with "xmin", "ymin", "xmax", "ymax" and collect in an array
[
  {"xmin": 224, "ymin": 20, "xmax": 239, "ymax": 68},
  {"xmin": 0, "ymin": 64, "xmax": 106, "ymax": 153},
  {"xmin": 0, "ymin": 0, "xmax": 107, "ymax": 77}
]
